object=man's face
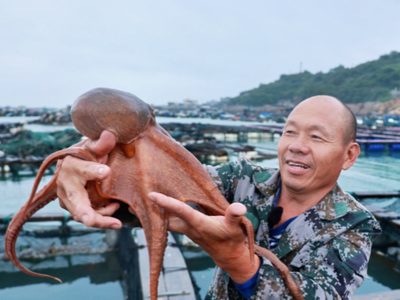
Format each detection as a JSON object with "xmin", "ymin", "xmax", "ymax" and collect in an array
[{"xmin": 277, "ymin": 97, "xmax": 349, "ymax": 195}]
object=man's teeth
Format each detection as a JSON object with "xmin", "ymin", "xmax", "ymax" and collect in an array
[{"xmin": 288, "ymin": 162, "xmax": 308, "ymax": 169}]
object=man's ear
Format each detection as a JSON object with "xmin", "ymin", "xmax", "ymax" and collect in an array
[{"xmin": 342, "ymin": 142, "xmax": 360, "ymax": 170}]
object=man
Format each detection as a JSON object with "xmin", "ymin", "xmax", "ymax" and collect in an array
[{"xmin": 56, "ymin": 95, "xmax": 381, "ymax": 299}]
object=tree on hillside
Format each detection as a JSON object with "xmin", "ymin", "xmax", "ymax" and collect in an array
[{"xmin": 230, "ymin": 51, "xmax": 400, "ymax": 106}]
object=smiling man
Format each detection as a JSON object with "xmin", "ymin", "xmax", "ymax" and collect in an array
[
  {"xmin": 273, "ymin": 95, "xmax": 362, "ymax": 229},
  {"xmin": 56, "ymin": 95, "xmax": 381, "ymax": 300}
]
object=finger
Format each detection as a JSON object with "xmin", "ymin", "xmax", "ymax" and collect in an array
[
  {"xmin": 72, "ymin": 201, "xmax": 122, "ymax": 229},
  {"xmin": 58, "ymin": 198, "xmax": 66, "ymax": 210},
  {"xmin": 224, "ymin": 203, "xmax": 247, "ymax": 227},
  {"xmin": 57, "ymin": 160, "xmax": 109, "ymax": 224},
  {"xmin": 94, "ymin": 202, "xmax": 120, "ymax": 216},
  {"xmin": 57, "ymin": 177, "xmax": 121, "ymax": 229},
  {"xmin": 84, "ymin": 130, "xmax": 116, "ymax": 163},
  {"xmin": 83, "ymin": 213, "xmax": 122, "ymax": 229},
  {"xmin": 61, "ymin": 156, "xmax": 111, "ymax": 182},
  {"xmin": 167, "ymin": 215, "xmax": 189, "ymax": 232},
  {"xmin": 148, "ymin": 192, "xmax": 201, "ymax": 225}
]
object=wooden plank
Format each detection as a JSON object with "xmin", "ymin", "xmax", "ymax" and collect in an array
[
  {"xmin": 136, "ymin": 229, "xmax": 168, "ymax": 300},
  {"xmin": 391, "ymin": 219, "xmax": 400, "ymax": 228},
  {"xmin": 135, "ymin": 229, "xmax": 196, "ymax": 300},
  {"xmin": 162, "ymin": 232, "xmax": 196, "ymax": 300},
  {"xmin": 353, "ymin": 191, "xmax": 400, "ymax": 199},
  {"xmin": 364, "ymin": 205, "xmax": 400, "ymax": 219},
  {"xmin": 364, "ymin": 205, "xmax": 400, "ymax": 229},
  {"xmin": 0, "ymin": 211, "xmax": 71, "ymax": 224},
  {"xmin": 353, "ymin": 289, "xmax": 400, "ymax": 300}
]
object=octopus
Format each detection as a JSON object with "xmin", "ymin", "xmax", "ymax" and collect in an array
[{"xmin": 5, "ymin": 88, "xmax": 304, "ymax": 300}]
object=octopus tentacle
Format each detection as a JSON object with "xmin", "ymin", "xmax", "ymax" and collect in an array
[
  {"xmin": 5, "ymin": 177, "xmax": 60, "ymax": 281},
  {"xmin": 254, "ymin": 245, "xmax": 304, "ymax": 300},
  {"xmin": 5, "ymin": 146, "xmax": 97, "ymax": 282},
  {"xmin": 6, "ymin": 87, "xmax": 304, "ymax": 300}
]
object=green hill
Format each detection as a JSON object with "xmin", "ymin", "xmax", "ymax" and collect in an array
[{"xmin": 229, "ymin": 51, "xmax": 400, "ymax": 106}]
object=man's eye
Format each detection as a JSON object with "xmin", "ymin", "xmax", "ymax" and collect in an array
[
  {"xmin": 312, "ymin": 135, "xmax": 321, "ymax": 139},
  {"xmin": 285, "ymin": 130, "xmax": 295, "ymax": 134}
]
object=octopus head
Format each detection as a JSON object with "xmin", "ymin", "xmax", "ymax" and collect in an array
[{"xmin": 71, "ymin": 87, "xmax": 155, "ymax": 144}]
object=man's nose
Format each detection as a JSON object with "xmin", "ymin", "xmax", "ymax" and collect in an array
[{"xmin": 288, "ymin": 137, "xmax": 310, "ymax": 154}]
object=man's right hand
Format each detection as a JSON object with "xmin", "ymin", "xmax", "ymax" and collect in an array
[{"xmin": 56, "ymin": 130, "xmax": 122, "ymax": 229}]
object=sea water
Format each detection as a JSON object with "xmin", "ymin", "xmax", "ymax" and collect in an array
[{"xmin": 1, "ymin": 116, "xmax": 400, "ymax": 299}]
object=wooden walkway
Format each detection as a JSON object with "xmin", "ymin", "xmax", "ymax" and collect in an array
[
  {"xmin": 0, "ymin": 211, "xmax": 71, "ymax": 224},
  {"xmin": 352, "ymin": 191, "xmax": 400, "ymax": 199},
  {"xmin": 135, "ymin": 228, "xmax": 196, "ymax": 300},
  {"xmin": 350, "ymin": 191, "xmax": 400, "ymax": 229},
  {"xmin": 363, "ymin": 204, "xmax": 400, "ymax": 229}
]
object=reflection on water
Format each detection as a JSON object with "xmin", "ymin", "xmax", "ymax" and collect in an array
[
  {"xmin": 359, "ymin": 251, "xmax": 400, "ymax": 294},
  {"xmin": 0, "ymin": 252, "xmax": 122, "ymax": 289},
  {"xmin": 0, "ymin": 174, "xmax": 63, "ymax": 215},
  {"xmin": 180, "ymin": 246, "xmax": 216, "ymax": 299},
  {"xmin": 0, "ymin": 277, "xmax": 124, "ymax": 300},
  {"xmin": 338, "ymin": 155, "xmax": 400, "ymax": 192},
  {"xmin": 0, "ymin": 229, "xmax": 124, "ymax": 300}
]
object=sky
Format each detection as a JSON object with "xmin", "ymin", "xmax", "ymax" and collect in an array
[{"xmin": 1, "ymin": 0, "xmax": 400, "ymax": 108}]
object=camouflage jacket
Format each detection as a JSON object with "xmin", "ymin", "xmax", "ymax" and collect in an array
[{"xmin": 204, "ymin": 159, "xmax": 381, "ymax": 300}]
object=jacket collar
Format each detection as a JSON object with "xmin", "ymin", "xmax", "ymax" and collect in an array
[{"xmin": 252, "ymin": 169, "xmax": 351, "ymax": 258}]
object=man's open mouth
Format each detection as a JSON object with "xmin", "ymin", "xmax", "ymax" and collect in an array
[{"xmin": 287, "ymin": 161, "xmax": 309, "ymax": 169}]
